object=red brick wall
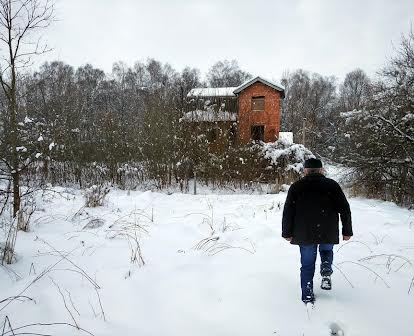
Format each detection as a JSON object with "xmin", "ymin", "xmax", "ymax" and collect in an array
[{"xmin": 237, "ymin": 82, "xmax": 282, "ymax": 144}]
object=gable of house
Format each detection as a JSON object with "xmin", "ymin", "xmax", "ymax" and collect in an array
[
  {"xmin": 237, "ymin": 79, "xmax": 284, "ymax": 143},
  {"xmin": 233, "ymin": 76, "xmax": 285, "ymax": 98},
  {"xmin": 185, "ymin": 76, "xmax": 285, "ymax": 145}
]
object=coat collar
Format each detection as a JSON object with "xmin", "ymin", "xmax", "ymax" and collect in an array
[{"xmin": 303, "ymin": 172, "xmax": 325, "ymax": 179}]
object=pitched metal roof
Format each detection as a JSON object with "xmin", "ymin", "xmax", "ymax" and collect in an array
[
  {"xmin": 187, "ymin": 76, "xmax": 285, "ymax": 99},
  {"xmin": 233, "ymin": 76, "xmax": 285, "ymax": 97}
]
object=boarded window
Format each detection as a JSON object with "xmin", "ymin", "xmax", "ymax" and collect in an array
[
  {"xmin": 251, "ymin": 96, "xmax": 265, "ymax": 111},
  {"xmin": 251, "ymin": 125, "xmax": 264, "ymax": 141}
]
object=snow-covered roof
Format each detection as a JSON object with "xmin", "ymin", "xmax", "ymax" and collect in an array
[
  {"xmin": 181, "ymin": 110, "xmax": 237, "ymax": 122},
  {"xmin": 187, "ymin": 87, "xmax": 237, "ymax": 98},
  {"xmin": 233, "ymin": 76, "xmax": 285, "ymax": 97},
  {"xmin": 340, "ymin": 110, "xmax": 364, "ymax": 118},
  {"xmin": 187, "ymin": 76, "xmax": 285, "ymax": 98}
]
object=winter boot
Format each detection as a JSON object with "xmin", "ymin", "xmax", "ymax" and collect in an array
[
  {"xmin": 321, "ymin": 275, "xmax": 332, "ymax": 290},
  {"xmin": 302, "ymin": 282, "xmax": 315, "ymax": 304}
]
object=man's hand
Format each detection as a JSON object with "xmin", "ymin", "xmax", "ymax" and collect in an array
[
  {"xmin": 284, "ymin": 237, "xmax": 292, "ymax": 242},
  {"xmin": 343, "ymin": 235, "xmax": 352, "ymax": 241}
]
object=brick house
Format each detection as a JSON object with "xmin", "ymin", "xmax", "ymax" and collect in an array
[{"xmin": 184, "ymin": 76, "xmax": 285, "ymax": 148}]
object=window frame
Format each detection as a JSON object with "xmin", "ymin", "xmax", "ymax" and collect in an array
[{"xmin": 251, "ymin": 96, "xmax": 265, "ymax": 111}]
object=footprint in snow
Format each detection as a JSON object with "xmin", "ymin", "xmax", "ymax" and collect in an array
[{"xmin": 329, "ymin": 322, "xmax": 345, "ymax": 336}]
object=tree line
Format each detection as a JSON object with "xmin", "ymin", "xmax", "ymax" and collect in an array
[
  {"xmin": 0, "ymin": 0, "xmax": 413, "ymax": 232},
  {"xmin": 3, "ymin": 43, "xmax": 411, "ymax": 205}
]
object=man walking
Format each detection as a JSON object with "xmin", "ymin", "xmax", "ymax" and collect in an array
[{"xmin": 282, "ymin": 158, "xmax": 353, "ymax": 304}]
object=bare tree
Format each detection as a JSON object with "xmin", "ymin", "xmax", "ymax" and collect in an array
[
  {"xmin": 207, "ymin": 60, "xmax": 251, "ymax": 87},
  {"xmin": 339, "ymin": 69, "xmax": 372, "ymax": 111},
  {"xmin": 337, "ymin": 28, "xmax": 414, "ymax": 206},
  {"xmin": 0, "ymin": 0, "xmax": 54, "ymax": 217},
  {"xmin": 280, "ymin": 69, "xmax": 337, "ymax": 152}
]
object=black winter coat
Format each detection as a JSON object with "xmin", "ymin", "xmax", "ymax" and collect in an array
[{"xmin": 282, "ymin": 173, "xmax": 352, "ymax": 245}]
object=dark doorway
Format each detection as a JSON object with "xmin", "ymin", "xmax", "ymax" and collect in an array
[{"xmin": 251, "ymin": 125, "xmax": 264, "ymax": 141}]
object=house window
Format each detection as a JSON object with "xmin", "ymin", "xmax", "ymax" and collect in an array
[
  {"xmin": 251, "ymin": 96, "xmax": 265, "ymax": 111},
  {"xmin": 251, "ymin": 125, "xmax": 264, "ymax": 141}
]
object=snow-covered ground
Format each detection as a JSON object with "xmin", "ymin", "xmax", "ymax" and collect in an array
[{"xmin": 1, "ymin": 182, "xmax": 414, "ymax": 335}]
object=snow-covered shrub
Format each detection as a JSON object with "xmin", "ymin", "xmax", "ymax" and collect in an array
[
  {"xmin": 84, "ymin": 184, "xmax": 110, "ymax": 207},
  {"xmin": 16, "ymin": 197, "xmax": 36, "ymax": 232},
  {"xmin": 258, "ymin": 138, "xmax": 314, "ymax": 175},
  {"xmin": 195, "ymin": 139, "xmax": 314, "ymax": 189},
  {"xmin": 1, "ymin": 215, "xmax": 17, "ymax": 264},
  {"xmin": 106, "ymin": 209, "xmax": 149, "ymax": 266}
]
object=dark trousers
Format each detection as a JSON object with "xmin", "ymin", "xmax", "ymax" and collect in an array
[{"xmin": 299, "ymin": 244, "xmax": 334, "ymax": 300}]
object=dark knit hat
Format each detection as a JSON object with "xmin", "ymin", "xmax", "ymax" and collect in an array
[{"xmin": 304, "ymin": 158, "xmax": 323, "ymax": 169}]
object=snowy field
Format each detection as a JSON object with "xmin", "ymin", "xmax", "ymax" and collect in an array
[{"xmin": 1, "ymin": 182, "xmax": 414, "ymax": 335}]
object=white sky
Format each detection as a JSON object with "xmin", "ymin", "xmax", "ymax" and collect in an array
[{"xmin": 40, "ymin": 0, "xmax": 414, "ymax": 81}]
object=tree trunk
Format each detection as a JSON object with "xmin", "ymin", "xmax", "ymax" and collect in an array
[
  {"xmin": 10, "ymin": 69, "xmax": 20, "ymax": 218},
  {"xmin": 12, "ymin": 171, "xmax": 20, "ymax": 217}
]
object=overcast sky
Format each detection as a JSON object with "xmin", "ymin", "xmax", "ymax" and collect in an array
[{"xmin": 41, "ymin": 0, "xmax": 413, "ymax": 81}]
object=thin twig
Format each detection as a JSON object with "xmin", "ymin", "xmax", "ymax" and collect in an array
[
  {"xmin": 338, "ymin": 261, "xmax": 390, "ymax": 288},
  {"xmin": 336, "ymin": 240, "xmax": 373, "ymax": 253},
  {"xmin": 1, "ymin": 320, "xmax": 95, "ymax": 336},
  {"xmin": 65, "ymin": 290, "xmax": 80, "ymax": 317},
  {"xmin": 0, "ymin": 246, "xmax": 79, "ymax": 313},
  {"xmin": 94, "ymin": 288, "xmax": 106, "ymax": 322},
  {"xmin": 408, "ymin": 275, "xmax": 414, "ymax": 294},
  {"xmin": 0, "ymin": 296, "xmax": 35, "ymax": 305},
  {"xmin": 332, "ymin": 263, "xmax": 355, "ymax": 288},
  {"xmin": 39, "ymin": 240, "xmax": 99, "ymax": 289},
  {"xmin": 49, "ymin": 277, "xmax": 79, "ymax": 330}
]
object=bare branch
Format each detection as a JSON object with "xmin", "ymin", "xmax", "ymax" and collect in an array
[{"xmin": 374, "ymin": 115, "xmax": 414, "ymax": 143}]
